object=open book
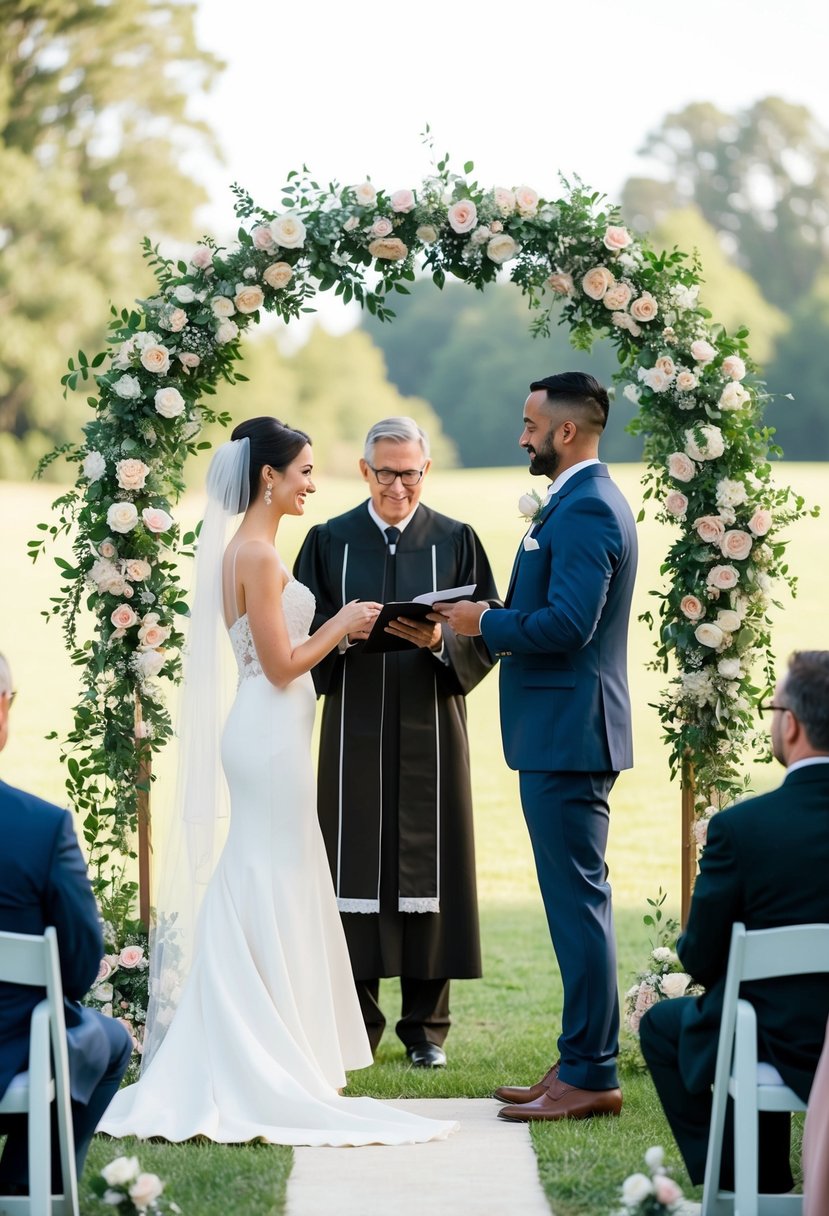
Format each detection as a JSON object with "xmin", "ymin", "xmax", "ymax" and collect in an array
[{"xmin": 360, "ymin": 585, "xmax": 476, "ymax": 654}]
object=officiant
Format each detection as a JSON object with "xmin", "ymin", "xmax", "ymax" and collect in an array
[{"xmin": 294, "ymin": 416, "xmax": 499, "ymax": 1067}]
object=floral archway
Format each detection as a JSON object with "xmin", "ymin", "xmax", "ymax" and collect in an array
[{"xmin": 34, "ymin": 152, "xmax": 807, "ymax": 1059}]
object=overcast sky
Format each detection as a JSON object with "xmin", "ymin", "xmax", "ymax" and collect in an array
[{"xmin": 184, "ymin": 0, "xmax": 829, "ymax": 332}]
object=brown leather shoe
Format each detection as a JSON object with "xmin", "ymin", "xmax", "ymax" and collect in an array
[
  {"xmin": 498, "ymin": 1075, "xmax": 623, "ymax": 1122},
  {"xmin": 492, "ymin": 1060, "xmax": 559, "ymax": 1104}
]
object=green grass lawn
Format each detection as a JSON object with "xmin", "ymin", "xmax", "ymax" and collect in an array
[{"xmin": 1, "ymin": 464, "xmax": 826, "ymax": 1214}]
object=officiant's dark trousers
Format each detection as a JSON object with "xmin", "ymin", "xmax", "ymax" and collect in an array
[{"xmin": 356, "ymin": 978, "xmax": 451, "ymax": 1055}]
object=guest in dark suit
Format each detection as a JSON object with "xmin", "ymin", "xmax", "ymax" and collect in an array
[
  {"xmin": 436, "ymin": 372, "xmax": 637, "ymax": 1120},
  {"xmin": 639, "ymin": 649, "xmax": 829, "ymax": 1193},
  {"xmin": 0, "ymin": 651, "xmax": 132, "ymax": 1196}
]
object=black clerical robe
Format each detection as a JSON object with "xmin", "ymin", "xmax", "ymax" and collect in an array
[{"xmin": 294, "ymin": 501, "xmax": 498, "ymax": 980}]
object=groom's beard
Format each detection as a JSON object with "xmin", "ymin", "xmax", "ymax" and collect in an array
[{"xmin": 525, "ymin": 434, "xmax": 560, "ymax": 478}]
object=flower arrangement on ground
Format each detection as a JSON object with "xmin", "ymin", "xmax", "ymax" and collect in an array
[
  {"xmin": 90, "ymin": 1155, "xmax": 179, "ymax": 1213},
  {"xmin": 625, "ymin": 889, "xmax": 702, "ymax": 1036},
  {"xmin": 616, "ymin": 1146, "xmax": 684, "ymax": 1214}
]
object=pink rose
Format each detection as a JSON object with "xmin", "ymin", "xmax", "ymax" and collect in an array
[
  {"xmin": 389, "ymin": 189, "xmax": 415, "ymax": 213},
  {"xmin": 263, "ymin": 261, "xmax": 294, "ymax": 289},
  {"xmin": 612, "ymin": 312, "xmax": 641, "ymax": 337},
  {"xmin": 602, "ymin": 282, "xmax": 633, "ymax": 311},
  {"xmin": 447, "ymin": 200, "xmax": 478, "ymax": 234},
  {"xmin": 128, "ymin": 1174, "xmax": 164, "ymax": 1209},
  {"xmin": 691, "ymin": 339, "xmax": 716, "ymax": 365},
  {"xmin": 116, "ymin": 1017, "xmax": 138, "ymax": 1047},
  {"xmin": 680, "ymin": 595, "xmax": 705, "ymax": 621},
  {"xmin": 141, "ymin": 507, "xmax": 173, "ymax": 534},
  {"xmin": 707, "ymin": 564, "xmax": 739, "ymax": 590},
  {"xmin": 653, "ymin": 1176, "xmax": 683, "ymax": 1205},
  {"xmin": 694, "ymin": 515, "xmax": 726, "ymax": 545},
  {"xmin": 514, "ymin": 185, "xmax": 539, "ymax": 215},
  {"xmin": 97, "ymin": 958, "xmax": 114, "ymax": 983},
  {"xmin": 368, "ymin": 237, "xmax": 408, "ymax": 261},
  {"xmin": 177, "ymin": 351, "xmax": 200, "ymax": 370},
  {"xmin": 119, "ymin": 944, "xmax": 145, "ymax": 968},
  {"xmin": 655, "ymin": 355, "xmax": 676, "ymax": 378},
  {"xmin": 251, "ymin": 224, "xmax": 275, "ymax": 251},
  {"xmin": 721, "ymin": 354, "xmax": 746, "ymax": 380},
  {"xmin": 547, "ymin": 272, "xmax": 574, "ymax": 296},
  {"xmin": 125, "ymin": 559, "xmax": 151, "ymax": 582},
  {"xmin": 603, "ymin": 225, "xmax": 632, "ymax": 251},
  {"xmin": 667, "ymin": 451, "xmax": 695, "ymax": 483},
  {"xmin": 371, "ymin": 216, "xmax": 393, "ymax": 238},
  {"xmin": 630, "ymin": 292, "xmax": 659, "ymax": 322},
  {"xmin": 161, "ymin": 307, "xmax": 188, "ymax": 333},
  {"xmin": 720, "ymin": 530, "xmax": 753, "ymax": 560},
  {"xmin": 493, "ymin": 187, "xmax": 516, "ymax": 215},
  {"xmin": 694, "ymin": 817, "xmax": 710, "ymax": 848},
  {"xmin": 664, "ymin": 491, "xmax": 688, "ymax": 517},
  {"xmin": 110, "ymin": 603, "xmax": 138, "ymax": 630},
  {"xmin": 675, "ymin": 369, "xmax": 698, "ymax": 391},
  {"xmin": 748, "ymin": 509, "xmax": 772, "ymax": 537},
  {"xmin": 189, "ymin": 245, "xmax": 213, "ymax": 269},
  {"xmin": 581, "ymin": 266, "xmax": 615, "ymax": 300},
  {"xmin": 115, "ymin": 459, "xmax": 150, "ymax": 492},
  {"xmin": 138, "ymin": 621, "xmax": 169, "ymax": 649}
]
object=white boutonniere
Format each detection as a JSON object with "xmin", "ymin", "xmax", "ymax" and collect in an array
[{"xmin": 518, "ymin": 489, "xmax": 545, "ymax": 524}]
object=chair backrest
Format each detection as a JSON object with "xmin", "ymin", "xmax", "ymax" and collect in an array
[
  {"xmin": 0, "ymin": 928, "xmax": 52, "ymax": 987},
  {"xmin": 736, "ymin": 924, "xmax": 829, "ymax": 984}
]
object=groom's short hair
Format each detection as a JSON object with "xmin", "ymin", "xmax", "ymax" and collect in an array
[{"xmin": 530, "ymin": 372, "xmax": 609, "ymax": 433}]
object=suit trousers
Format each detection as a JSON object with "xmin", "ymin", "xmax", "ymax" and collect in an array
[
  {"xmin": 0, "ymin": 1014, "xmax": 132, "ymax": 1192},
  {"xmin": 518, "ymin": 769, "xmax": 619, "ymax": 1090},
  {"xmin": 640, "ymin": 995, "xmax": 793, "ymax": 1191},
  {"xmin": 356, "ymin": 977, "xmax": 451, "ymax": 1055}
]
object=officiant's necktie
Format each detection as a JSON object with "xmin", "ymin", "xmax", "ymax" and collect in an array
[{"xmin": 384, "ymin": 526, "xmax": 401, "ymax": 556}]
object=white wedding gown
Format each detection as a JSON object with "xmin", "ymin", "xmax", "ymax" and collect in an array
[{"xmin": 99, "ymin": 578, "xmax": 457, "ymax": 1145}]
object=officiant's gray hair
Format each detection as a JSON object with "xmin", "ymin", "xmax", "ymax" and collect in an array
[
  {"xmin": 0, "ymin": 652, "xmax": 11, "ymax": 696},
  {"xmin": 363, "ymin": 417, "xmax": 430, "ymax": 462}
]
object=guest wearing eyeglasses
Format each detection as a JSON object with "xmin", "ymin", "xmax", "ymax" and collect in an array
[{"xmin": 294, "ymin": 417, "xmax": 499, "ymax": 1067}]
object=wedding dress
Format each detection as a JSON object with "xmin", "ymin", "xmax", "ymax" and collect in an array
[{"xmin": 98, "ymin": 576, "xmax": 457, "ymax": 1146}]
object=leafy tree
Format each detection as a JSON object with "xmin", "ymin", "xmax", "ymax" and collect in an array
[
  {"xmin": 623, "ymin": 97, "xmax": 829, "ymax": 312},
  {"xmin": 764, "ymin": 272, "xmax": 829, "ymax": 459},
  {"xmin": 0, "ymin": 0, "xmax": 222, "ymax": 475}
]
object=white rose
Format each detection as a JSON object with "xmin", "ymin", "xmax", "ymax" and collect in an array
[
  {"xmin": 215, "ymin": 319, "xmax": 239, "ymax": 345},
  {"xmin": 717, "ymin": 656, "xmax": 742, "ymax": 679},
  {"xmin": 638, "ymin": 367, "xmax": 670, "ymax": 392},
  {"xmin": 644, "ymin": 1146, "xmax": 665, "ymax": 1171},
  {"xmin": 211, "ymin": 296, "xmax": 235, "ymax": 318},
  {"xmin": 486, "ymin": 233, "xmax": 520, "ymax": 264},
  {"xmin": 133, "ymin": 649, "xmax": 165, "ymax": 679},
  {"xmin": 234, "ymin": 284, "xmax": 265, "ymax": 314},
  {"xmin": 518, "ymin": 493, "xmax": 540, "ymax": 518},
  {"xmin": 101, "ymin": 1156, "xmax": 140, "ymax": 1187},
  {"xmin": 722, "ymin": 354, "xmax": 747, "ymax": 380},
  {"xmin": 106, "ymin": 502, "xmax": 139, "ymax": 534},
  {"xmin": 691, "ymin": 339, "xmax": 717, "ymax": 365},
  {"xmin": 695, "ymin": 622, "xmax": 725, "ymax": 649},
  {"xmin": 660, "ymin": 972, "xmax": 692, "ymax": 999},
  {"xmin": 354, "ymin": 182, "xmax": 377, "ymax": 206},
  {"xmin": 112, "ymin": 375, "xmax": 143, "ymax": 400},
  {"xmin": 154, "ymin": 387, "xmax": 185, "ymax": 419},
  {"xmin": 685, "ymin": 423, "xmax": 724, "ymax": 462},
  {"xmin": 622, "ymin": 383, "xmax": 641, "ymax": 404},
  {"xmin": 621, "ymin": 1174, "xmax": 654, "ymax": 1205},
  {"xmin": 83, "ymin": 451, "xmax": 106, "ymax": 481},
  {"xmin": 140, "ymin": 344, "xmax": 171, "ymax": 375},
  {"xmin": 719, "ymin": 381, "xmax": 751, "ymax": 411},
  {"xmin": 173, "ymin": 285, "xmax": 196, "ymax": 303},
  {"xmin": 716, "ymin": 609, "xmax": 741, "ymax": 633},
  {"xmin": 270, "ymin": 213, "xmax": 306, "ymax": 249}
]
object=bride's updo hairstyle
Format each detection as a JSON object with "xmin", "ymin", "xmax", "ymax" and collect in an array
[{"xmin": 231, "ymin": 416, "xmax": 311, "ymax": 506}]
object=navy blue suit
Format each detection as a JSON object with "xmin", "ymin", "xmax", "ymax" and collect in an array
[
  {"xmin": 0, "ymin": 779, "xmax": 131, "ymax": 1192},
  {"xmin": 481, "ymin": 463, "xmax": 637, "ymax": 1089}
]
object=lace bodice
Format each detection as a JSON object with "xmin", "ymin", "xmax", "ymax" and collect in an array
[{"xmin": 228, "ymin": 578, "xmax": 316, "ymax": 682}]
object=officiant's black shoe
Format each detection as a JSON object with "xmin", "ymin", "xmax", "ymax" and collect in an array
[{"xmin": 407, "ymin": 1042, "xmax": 446, "ymax": 1068}]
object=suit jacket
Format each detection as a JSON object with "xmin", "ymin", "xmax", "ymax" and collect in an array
[
  {"xmin": 480, "ymin": 463, "xmax": 637, "ymax": 772},
  {"xmin": 0, "ymin": 779, "xmax": 109, "ymax": 1105},
  {"xmin": 676, "ymin": 763, "xmax": 829, "ymax": 1102}
]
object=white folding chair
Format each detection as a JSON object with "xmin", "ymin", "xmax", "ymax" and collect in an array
[
  {"xmin": 0, "ymin": 927, "xmax": 79, "ymax": 1216},
  {"xmin": 702, "ymin": 921, "xmax": 829, "ymax": 1216}
]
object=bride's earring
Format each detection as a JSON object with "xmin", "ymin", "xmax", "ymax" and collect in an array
[{"xmin": 264, "ymin": 482, "xmax": 272, "ymax": 507}]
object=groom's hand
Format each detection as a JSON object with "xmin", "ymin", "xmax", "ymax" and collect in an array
[
  {"xmin": 385, "ymin": 615, "xmax": 442, "ymax": 650},
  {"xmin": 431, "ymin": 600, "xmax": 488, "ymax": 637}
]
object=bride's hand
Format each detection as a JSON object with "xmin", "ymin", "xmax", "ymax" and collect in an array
[{"xmin": 335, "ymin": 599, "xmax": 381, "ymax": 642}]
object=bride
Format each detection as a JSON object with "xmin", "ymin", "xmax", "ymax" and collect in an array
[{"xmin": 98, "ymin": 416, "xmax": 457, "ymax": 1146}]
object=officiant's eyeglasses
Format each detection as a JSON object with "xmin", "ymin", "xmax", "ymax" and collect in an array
[
  {"xmin": 367, "ymin": 465, "xmax": 426, "ymax": 487},
  {"xmin": 1, "ymin": 691, "xmax": 16, "ymax": 707},
  {"xmin": 758, "ymin": 701, "xmax": 790, "ymax": 715}
]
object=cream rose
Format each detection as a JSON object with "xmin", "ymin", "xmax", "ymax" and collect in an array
[
  {"xmin": 270, "ymin": 213, "xmax": 306, "ymax": 249},
  {"xmin": 125, "ymin": 559, "xmax": 151, "ymax": 582},
  {"xmin": 602, "ymin": 282, "xmax": 633, "ymax": 311},
  {"xmin": 748, "ymin": 508, "xmax": 772, "ymax": 537},
  {"xmin": 655, "ymin": 355, "xmax": 676, "ymax": 378},
  {"xmin": 211, "ymin": 295, "xmax": 235, "ymax": 318},
  {"xmin": 490, "ymin": 219, "xmax": 503, "ymax": 233},
  {"xmin": 343, "ymin": 215, "xmax": 360, "ymax": 233},
  {"xmin": 161, "ymin": 306, "xmax": 188, "ymax": 333},
  {"xmin": 518, "ymin": 493, "xmax": 539, "ymax": 518},
  {"xmin": 110, "ymin": 603, "xmax": 138, "ymax": 630},
  {"xmin": 177, "ymin": 351, "xmax": 200, "ymax": 370},
  {"xmin": 368, "ymin": 237, "xmax": 408, "ymax": 261},
  {"xmin": 581, "ymin": 266, "xmax": 615, "ymax": 300},
  {"xmin": 154, "ymin": 387, "xmax": 185, "ymax": 419},
  {"xmin": 514, "ymin": 185, "xmax": 539, "ymax": 215},
  {"xmin": 112, "ymin": 374, "xmax": 143, "ymax": 400},
  {"xmin": 621, "ymin": 1175, "xmax": 654, "ymax": 1205},
  {"xmin": 416, "ymin": 224, "xmax": 438, "ymax": 244},
  {"xmin": 354, "ymin": 181, "xmax": 377, "ymax": 206},
  {"xmin": 119, "ymin": 944, "xmax": 145, "ymax": 968},
  {"xmin": 664, "ymin": 491, "xmax": 688, "ymax": 517},
  {"xmin": 717, "ymin": 609, "xmax": 742, "ymax": 633},
  {"xmin": 106, "ymin": 502, "xmax": 139, "ymax": 534},
  {"xmin": 675, "ymin": 369, "xmax": 698, "ymax": 391},
  {"xmin": 603, "ymin": 225, "xmax": 632, "ymax": 251},
  {"xmin": 493, "ymin": 187, "xmax": 516, "ymax": 215},
  {"xmin": 129, "ymin": 1174, "xmax": 164, "ymax": 1210},
  {"xmin": 189, "ymin": 245, "xmax": 213, "ymax": 269},
  {"xmin": 101, "ymin": 1156, "xmax": 140, "ymax": 1187},
  {"xmin": 263, "ymin": 261, "xmax": 294, "ymax": 289},
  {"xmin": 680, "ymin": 595, "xmax": 705, "ymax": 621},
  {"xmin": 707, "ymin": 564, "xmax": 739, "ymax": 590},
  {"xmin": 691, "ymin": 338, "xmax": 716, "ymax": 365},
  {"xmin": 629, "ymin": 292, "xmax": 659, "ymax": 322},
  {"xmin": 389, "ymin": 188, "xmax": 415, "ymax": 213},
  {"xmin": 667, "ymin": 452, "xmax": 696, "ymax": 483},
  {"xmin": 83, "ymin": 451, "xmax": 106, "ymax": 481},
  {"xmin": 486, "ymin": 233, "xmax": 520, "ymax": 264},
  {"xmin": 694, "ymin": 515, "xmax": 726, "ymax": 545},
  {"xmin": 370, "ymin": 216, "xmax": 393, "ymax": 238},
  {"xmin": 547, "ymin": 271, "xmax": 574, "ymax": 296},
  {"xmin": 660, "ymin": 972, "xmax": 691, "ymax": 998},
  {"xmin": 99, "ymin": 538, "xmax": 117, "ymax": 559},
  {"xmin": 612, "ymin": 312, "xmax": 642, "ymax": 337},
  {"xmin": 722, "ymin": 354, "xmax": 747, "ymax": 380},
  {"xmin": 638, "ymin": 367, "xmax": 670, "ymax": 392},
  {"xmin": 447, "ymin": 199, "xmax": 478, "ymax": 234},
  {"xmin": 138, "ymin": 615, "xmax": 170, "ymax": 649},
  {"xmin": 695, "ymin": 622, "xmax": 725, "ymax": 649},
  {"xmin": 685, "ymin": 423, "xmax": 725, "ymax": 462},
  {"xmin": 717, "ymin": 656, "xmax": 742, "ymax": 679},
  {"xmin": 251, "ymin": 224, "xmax": 276, "ymax": 251},
  {"xmin": 720, "ymin": 529, "xmax": 753, "ymax": 560},
  {"xmin": 141, "ymin": 507, "xmax": 173, "ymax": 534},
  {"xmin": 139, "ymin": 344, "xmax": 171, "ymax": 375},
  {"xmin": 215, "ymin": 319, "xmax": 239, "ymax": 345},
  {"xmin": 116, "ymin": 459, "xmax": 150, "ymax": 492},
  {"xmin": 233, "ymin": 283, "xmax": 265, "ymax": 314},
  {"xmin": 719, "ymin": 381, "xmax": 751, "ymax": 411}
]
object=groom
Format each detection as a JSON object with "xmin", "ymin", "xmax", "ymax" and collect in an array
[{"xmin": 436, "ymin": 371, "xmax": 638, "ymax": 1120}]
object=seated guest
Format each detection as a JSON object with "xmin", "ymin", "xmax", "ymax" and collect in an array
[
  {"xmin": 804, "ymin": 1015, "xmax": 829, "ymax": 1216},
  {"xmin": 0, "ymin": 651, "xmax": 132, "ymax": 1196},
  {"xmin": 640, "ymin": 649, "xmax": 829, "ymax": 1195}
]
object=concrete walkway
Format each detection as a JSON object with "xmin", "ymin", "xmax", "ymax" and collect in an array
[{"xmin": 284, "ymin": 1098, "xmax": 552, "ymax": 1216}]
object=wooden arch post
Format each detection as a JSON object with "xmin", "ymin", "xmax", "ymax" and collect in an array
[{"xmin": 680, "ymin": 756, "xmax": 697, "ymax": 928}]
